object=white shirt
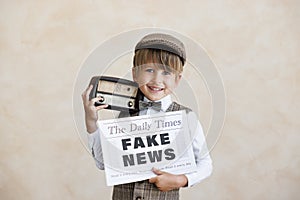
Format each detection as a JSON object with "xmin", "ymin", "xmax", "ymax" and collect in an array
[{"xmin": 87, "ymin": 95, "xmax": 212, "ymax": 187}]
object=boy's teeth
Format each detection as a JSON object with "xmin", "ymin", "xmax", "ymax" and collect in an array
[{"xmin": 149, "ymin": 86, "xmax": 162, "ymax": 91}]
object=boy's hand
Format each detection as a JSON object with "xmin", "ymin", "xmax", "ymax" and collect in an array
[
  {"xmin": 149, "ymin": 168, "xmax": 188, "ymax": 191},
  {"xmin": 81, "ymin": 85, "xmax": 108, "ymax": 133}
]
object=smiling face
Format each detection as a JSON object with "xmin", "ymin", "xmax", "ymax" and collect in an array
[
  {"xmin": 132, "ymin": 64, "xmax": 182, "ymax": 101},
  {"xmin": 132, "ymin": 49, "xmax": 183, "ymax": 101}
]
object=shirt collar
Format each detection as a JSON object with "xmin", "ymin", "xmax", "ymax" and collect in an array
[{"xmin": 143, "ymin": 95, "xmax": 172, "ymax": 112}]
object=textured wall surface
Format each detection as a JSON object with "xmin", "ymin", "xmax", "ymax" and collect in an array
[{"xmin": 0, "ymin": 0, "xmax": 299, "ymax": 199}]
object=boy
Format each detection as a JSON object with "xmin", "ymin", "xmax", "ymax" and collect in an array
[{"xmin": 82, "ymin": 33, "xmax": 212, "ymax": 200}]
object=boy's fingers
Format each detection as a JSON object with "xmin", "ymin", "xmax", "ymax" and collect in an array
[
  {"xmin": 90, "ymin": 96, "xmax": 108, "ymax": 110},
  {"xmin": 90, "ymin": 96, "xmax": 103, "ymax": 103},
  {"xmin": 95, "ymin": 104, "xmax": 109, "ymax": 111},
  {"xmin": 85, "ymin": 85, "xmax": 93, "ymax": 99},
  {"xmin": 82, "ymin": 85, "xmax": 93, "ymax": 101},
  {"xmin": 152, "ymin": 167, "xmax": 164, "ymax": 175},
  {"xmin": 149, "ymin": 177, "xmax": 157, "ymax": 184}
]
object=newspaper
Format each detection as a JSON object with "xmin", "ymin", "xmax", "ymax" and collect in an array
[{"xmin": 97, "ymin": 111, "xmax": 197, "ymax": 186}]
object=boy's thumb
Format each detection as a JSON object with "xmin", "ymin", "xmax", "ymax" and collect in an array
[{"xmin": 152, "ymin": 167, "xmax": 164, "ymax": 175}]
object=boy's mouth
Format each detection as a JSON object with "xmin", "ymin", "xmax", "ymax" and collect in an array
[{"xmin": 147, "ymin": 85, "xmax": 164, "ymax": 92}]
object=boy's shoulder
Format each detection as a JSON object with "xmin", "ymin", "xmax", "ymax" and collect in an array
[{"xmin": 166, "ymin": 101, "xmax": 192, "ymax": 113}]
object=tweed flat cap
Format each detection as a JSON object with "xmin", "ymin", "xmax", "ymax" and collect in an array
[{"xmin": 135, "ymin": 33, "xmax": 186, "ymax": 65}]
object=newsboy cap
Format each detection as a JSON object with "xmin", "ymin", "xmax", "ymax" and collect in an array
[{"xmin": 135, "ymin": 33, "xmax": 186, "ymax": 65}]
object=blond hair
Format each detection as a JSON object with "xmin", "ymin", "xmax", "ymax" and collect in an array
[{"xmin": 133, "ymin": 49, "xmax": 183, "ymax": 75}]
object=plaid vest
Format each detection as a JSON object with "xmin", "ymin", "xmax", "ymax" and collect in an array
[{"xmin": 112, "ymin": 102, "xmax": 191, "ymax": 200}]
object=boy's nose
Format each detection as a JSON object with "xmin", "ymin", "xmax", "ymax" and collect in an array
[{"xmin": 152, "ymin": 72, "xmax": 163, "ymax": 84}]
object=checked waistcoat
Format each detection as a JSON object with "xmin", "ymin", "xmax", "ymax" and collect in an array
[{"xmin": 112, "ymin": 102, "xmax": 191, "ymax": 200}]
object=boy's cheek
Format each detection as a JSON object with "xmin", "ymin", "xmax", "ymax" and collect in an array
[
  {"xmin": 132, "ymin": 69, "xmax": 141, "ymax": 82},
  {"xmin": 138, "ymin": 82, "xmax": 149, "ymax": 89},
  {"xmin": 135, "ymin": 75, "xmax": 150, "ymax": 86}
]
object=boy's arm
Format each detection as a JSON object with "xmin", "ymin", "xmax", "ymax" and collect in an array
[
  {"xmin": 82, "ymin": 85, "xmax": 108, "ymax": 169},
  {"xmin": 149, "ymin": 111, "xmax": 212, "ymax": 190},
  {"xmin": 87, "ymin": 128, "xmax": 105, "ymax": 170},
  {"xmin": 184, "ymin": 111, "xmax": 213, "ymax": 187}
]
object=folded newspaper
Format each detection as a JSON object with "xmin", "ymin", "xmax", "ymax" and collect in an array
[{"xmin": 97, "ymin": 110, "xmax": 197, "ymax": 186}]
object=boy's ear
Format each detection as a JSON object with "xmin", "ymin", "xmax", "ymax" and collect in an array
[
  {"xmin": 132, "ymin": 68, "xmax": 137, "ymax": 82},
  {"xmin": 175, "ymin": 73, "xmax": 182, "ymax": 87}
]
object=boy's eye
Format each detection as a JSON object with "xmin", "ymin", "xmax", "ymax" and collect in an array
[
  {"xmin": 145, "ymin": 68, "xmax": 154, "ymax": 73},
  {"xmin": 162, "ymin": 71, "xmax": 171, "ymax": 75}
]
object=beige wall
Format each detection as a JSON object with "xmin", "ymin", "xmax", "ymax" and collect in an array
[{"xmin": 1, "ymin": 0, "xmax": 299, "ymax": 199}]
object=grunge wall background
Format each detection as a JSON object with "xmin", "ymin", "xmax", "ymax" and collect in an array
[{"xmin": 0, "ymin": 0, "xmax": 299, "ymax": 199}]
